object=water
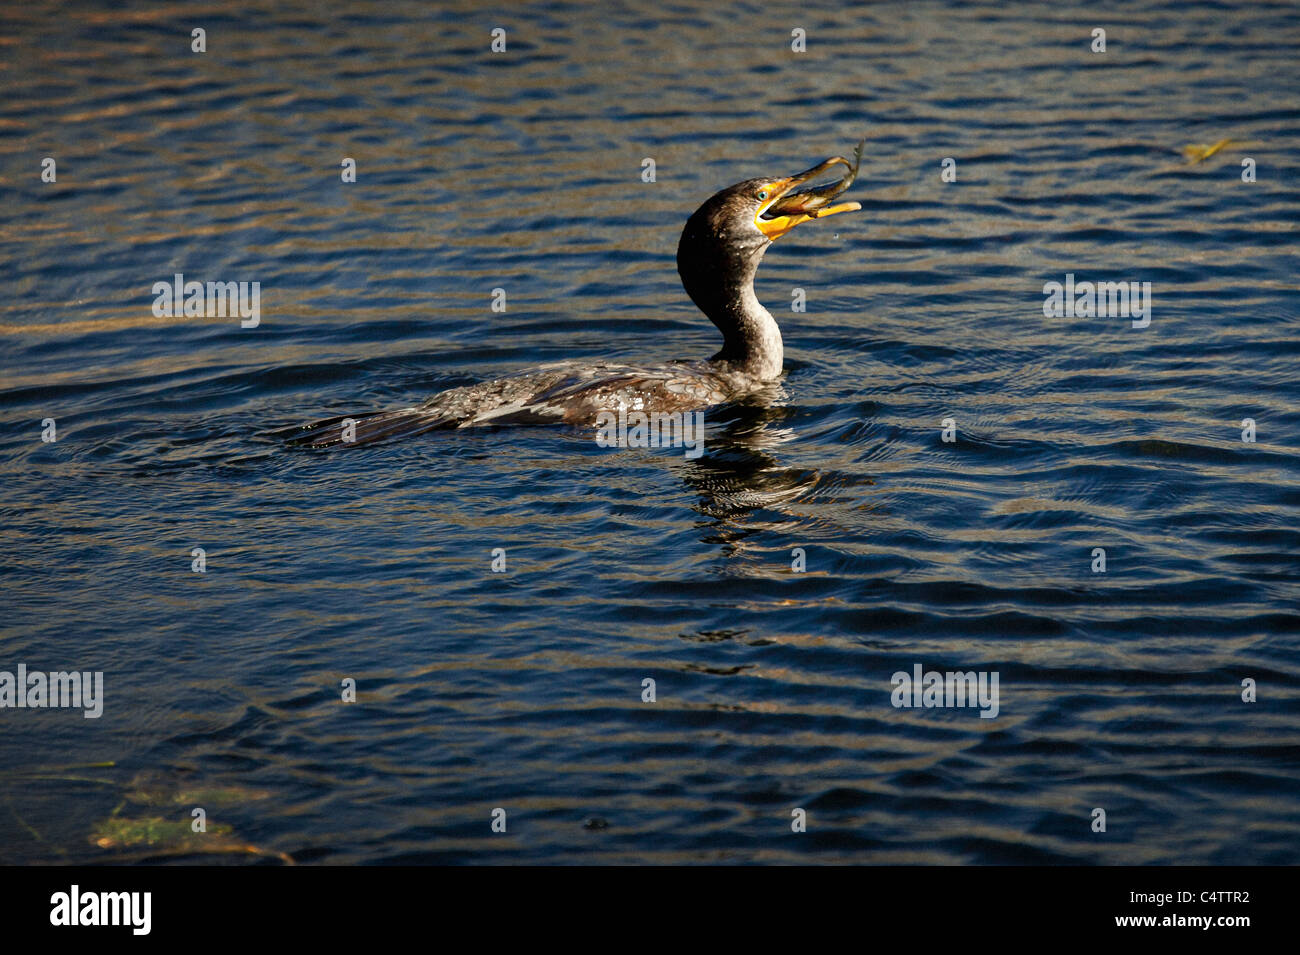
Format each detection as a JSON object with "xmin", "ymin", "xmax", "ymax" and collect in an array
[{"xmin": 1, "ymin": 0, "xmax": 1298, "ymax": 864}]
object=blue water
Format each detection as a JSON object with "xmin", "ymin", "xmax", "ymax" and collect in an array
[{"xmin": 1, "ymin": 0, "xmax": 1298, "ymax": 864}]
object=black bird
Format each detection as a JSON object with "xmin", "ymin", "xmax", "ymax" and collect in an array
[{"xmin": 279, "ymin": 142, "xmax": 863, "ymax": 447}]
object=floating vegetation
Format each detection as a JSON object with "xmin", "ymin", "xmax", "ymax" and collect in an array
[
  {"xmin": 89, "ymin": 815, "xmax": 294, "ymax": 865},
  {"xmin": 124, "ymin": 771, "xmax": 271, "ymax": 809},
  {"xmin": 8, "ymin": 760, "xmax": 117, "ymax": 787},
  {"xmin": 82, "ymin": 771, "xmax": 291, "ymax": 864},
  {"xmin": 1182, "ymin": 138, "xmax": 1235, "ymax": 164}
]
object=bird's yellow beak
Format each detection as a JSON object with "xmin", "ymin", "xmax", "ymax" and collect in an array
[{"xmin": 755, "ymin": 151, "xmax": 862, "ymax": 241}]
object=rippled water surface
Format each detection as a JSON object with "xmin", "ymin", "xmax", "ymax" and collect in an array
[{"xmin": 2, "ymin": 0, "xmax": 1298, "ymax": 864}]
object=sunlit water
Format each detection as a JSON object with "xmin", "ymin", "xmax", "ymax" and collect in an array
[{"xmin": 1, "ymin": 0, "xmax": 1298, "ymax": 864}]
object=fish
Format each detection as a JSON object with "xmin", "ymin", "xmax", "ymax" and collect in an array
[{"xmin": 765, "ymin": 136, "xmax": 865, "ymax": 218}]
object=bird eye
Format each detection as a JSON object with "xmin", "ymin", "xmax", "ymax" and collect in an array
[{"xmin": 757, "ymin": 190, "xmax": 768, "ymax": 200}]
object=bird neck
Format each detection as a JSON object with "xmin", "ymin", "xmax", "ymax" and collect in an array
[
  {"xmin": 678, "ymin": 234, "xmax": 784, "ymax": 380},
  {"xmin": 706, "ymin": 279, "xmax": 784, "ymax": 380}
]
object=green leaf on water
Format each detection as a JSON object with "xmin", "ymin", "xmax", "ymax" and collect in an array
[{"xmin": 89, "ymin": 815, "xmax": 293, "ymax": 864}]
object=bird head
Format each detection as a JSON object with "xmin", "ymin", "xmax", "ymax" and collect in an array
[{"xmin": 676, "ymin": 145, "xmax": 863, "ymax": 313}]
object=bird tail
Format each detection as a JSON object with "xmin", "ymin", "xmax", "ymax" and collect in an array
[{"xmin": 268, "ymin": 407, "xmax": 454, "ymax": 448}]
